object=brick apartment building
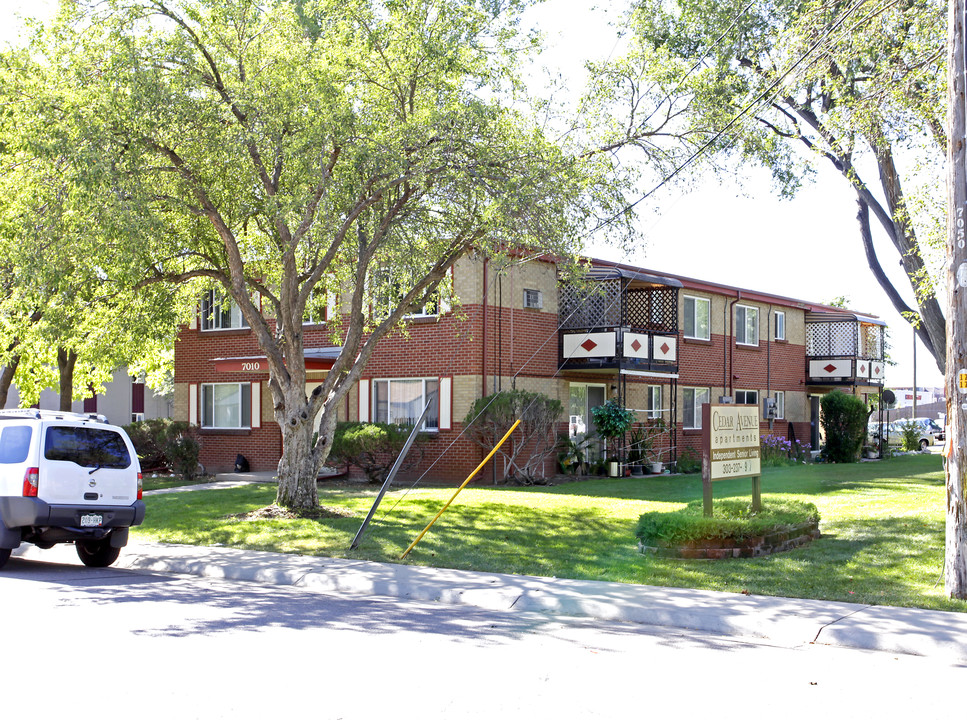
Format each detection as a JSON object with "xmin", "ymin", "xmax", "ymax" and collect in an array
[{"xmin": 172, "ymin": 254, "xmax": 887, "ymax": 480}]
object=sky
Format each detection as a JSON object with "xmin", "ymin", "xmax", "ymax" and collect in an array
[{"xmin": 0, "ymin": 0, "xmax": 947, "ymax": 392}]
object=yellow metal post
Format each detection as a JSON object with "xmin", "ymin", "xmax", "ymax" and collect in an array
[{"xmin": 400, "ymin": 418, "xmax": 522, "ymax": 560}]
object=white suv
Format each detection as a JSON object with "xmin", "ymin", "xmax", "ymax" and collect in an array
[{"xmin": 0, "ymin": 410, "xmax": 145, "ymax": 569}]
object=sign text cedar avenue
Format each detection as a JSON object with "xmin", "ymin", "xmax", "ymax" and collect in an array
[{"xmin": 704, "ymin": 403, "xmax": 761, "ymax": 481}]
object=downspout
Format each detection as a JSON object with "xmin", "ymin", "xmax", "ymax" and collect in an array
[
  {"xmin": 728, "ymin": 291, "xmax": 742, "ymax": 397},
  {"xmin": 767, "ymin": 303, "xmax": 772, "ymax": 431},
  {"xmin": 482, "ymin": 258, "xmax": 489, "ymax": 398}
]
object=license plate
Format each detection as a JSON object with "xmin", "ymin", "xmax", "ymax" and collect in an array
[{"xmin": 80, "ymin": 514, "xmax": 103, "ymax": 528}]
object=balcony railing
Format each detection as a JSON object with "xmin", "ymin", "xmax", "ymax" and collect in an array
[
  {"xmin": 805, "ymin": 312, "xmax": 886, "ymax": 385},
  {"xmin": 559, "ymin": 267, "xmax": 681, "ymax": 373}
]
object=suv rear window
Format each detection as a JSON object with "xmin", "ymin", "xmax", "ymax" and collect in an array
[
  {"xmin": 0, "ymin": 425, "xmax": 32, "ymax": 464},
  {"xmin": 44, "ymin": 426, "xmax": 131, "ymax": 469}
]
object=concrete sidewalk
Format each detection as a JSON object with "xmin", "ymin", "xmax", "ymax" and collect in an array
[{"xmin": 14, "ymin": 538, "xmax": 967, "ymax": 663}]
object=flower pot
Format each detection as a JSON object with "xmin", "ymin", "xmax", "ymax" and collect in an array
[
  {"xmin": 630, "ymin": 464, "xmax": 644, "ymax": 477},
  {"xmin": 649, "ymin": 461, "xmax": 663, "ymax": 474}
]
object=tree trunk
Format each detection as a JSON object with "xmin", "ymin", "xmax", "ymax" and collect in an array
[
  {"xmin": 945, "ymin": 0, "xmax": 967, "ymax": 600},
  {"xmin": 273, "ymin": 380, "xmax": 336, "ymax": 511},
  {"xmin": 276, "ymin": 417, "xmax": 321, "ymax": 509},
  {"xmin": 0, "ymin": 354, "xmax": 20, "ymax": 408},
  {"xmin": 57, "ymin": 347, "xmax": 77, "ymax": 412}
]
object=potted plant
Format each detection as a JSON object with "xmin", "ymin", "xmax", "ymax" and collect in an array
[{"xmin": 591, "ymin": 399, "xmax": 635, "ymax": 478}]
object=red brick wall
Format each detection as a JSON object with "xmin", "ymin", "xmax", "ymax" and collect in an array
[{"xmin": 174, "ymin": 266, "xmax": 821, "ymax": 477}]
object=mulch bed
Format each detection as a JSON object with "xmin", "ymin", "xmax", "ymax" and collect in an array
[{"xmin": 227, "ymin": 504, "xmax": 354, "ymax": 521}]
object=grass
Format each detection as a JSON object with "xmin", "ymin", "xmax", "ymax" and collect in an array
[
  {"xmin": 142, "ymin": 475, "xmax": 215, "ymax": 492},
  {"xmin": 131, "ymin": 454, "xmax": 967, "ymax": 613}
]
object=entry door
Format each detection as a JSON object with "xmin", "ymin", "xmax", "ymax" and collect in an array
[
  {"xmin": 569, "ymin": 383, "xmax": 606, "ymax": 461},
  {"xmin": 810, "ymin": 396, "xmax": 821, "ymax": 450}
]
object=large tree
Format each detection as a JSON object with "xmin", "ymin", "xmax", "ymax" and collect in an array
[
  {"xmin": 30, "ymin": 0, "xmax": 627, "ymax": 510},
  {"xmin": 607, "ymin": 0, "xmax": 946, "ymax": 372},
  {"xmin": 0, "ymin": 46, "xmax": 184, "ymax": 409}
]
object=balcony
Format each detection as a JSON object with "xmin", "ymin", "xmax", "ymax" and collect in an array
[
  {"xmin": 559, "ymin": 267, "xmax": 681, "ymax": 375},
  {"xmin": 805, "ymin": 311, "xmax": 886, "ymax": 386}
]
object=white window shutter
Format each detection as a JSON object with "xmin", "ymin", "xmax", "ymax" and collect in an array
[
  {"xmin": 189, "ymin": 383, "xmax": 198, "ymax": 425},
  {"xmin": 439, "ymin": 377, "xmax": 452, "ymax": 430},
  {"xmin": 359, "ymin": 380, "xmax": 370, "ymax": 422},
  {"xmin": 251, "ymin": 382, "xmax": 261, "ymax": 428}
]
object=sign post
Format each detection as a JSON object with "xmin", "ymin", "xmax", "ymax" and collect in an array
[{"xmin": 702, "ymin": 403, "xmax": 762, "ymax": 517}]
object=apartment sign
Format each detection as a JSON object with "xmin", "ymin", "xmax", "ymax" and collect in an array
[{"xmin": 703, "ymin": 403, "xmax": 761, "ymax": 480}]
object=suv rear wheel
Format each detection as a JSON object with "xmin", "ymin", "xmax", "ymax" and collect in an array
[
  {"xmin": 75, "ymin": 538, "xmax": 121, "ymax": 568},
  {"xmin": 919, "ymin": 439, "xmax": 929, "ymax": 451}
]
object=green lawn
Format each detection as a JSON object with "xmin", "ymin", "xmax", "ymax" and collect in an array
[{"xmin": 132, "ymin": 453, "xmax": 967, "ymax": 613}]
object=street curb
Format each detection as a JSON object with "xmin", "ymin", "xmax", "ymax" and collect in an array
[{"xmin": 17, "ymin": 541, "xmax": 966, "ymax": 662}]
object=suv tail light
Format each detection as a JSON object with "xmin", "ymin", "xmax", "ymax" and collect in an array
[
  {"xmin": 23, "ymin": 467, "xmax": 39, "ymax": 497},
  {"xmin": 137, "ymin": 472, "xmax": 143, "ymax": 500}
]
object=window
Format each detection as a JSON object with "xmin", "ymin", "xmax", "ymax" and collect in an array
[
  {"xmin": 44, "ymin": 427, "xmax": 131, "ymax": 469},
  {"xmin": 523, "ymin": 289, "xmax": 543, "ymax": 309},
  {"xmin": 735, "ymin": 389, "xmax": 758, "ymax": 406},
  {"xmin": 683, "ymin": 388, "xmax": 710, "ymax": 429},
  {"xmin": 303, "ymin": 289, "xmax": 336, "ymax": 325},
  {"xmin": 774, "ymin": 311, "xmax": 786, "ymax": 341},
  {"xmin": 735, "ymin": 305, "xmax": 759, "ymax": 346},
  {"xmin": 373, "ymin": 378, "xmax": 439, "ymax": 430},
  {"xmin": 647, "ymin": 386, "xmax": 662, "ymax": 419},
  {"xmin": 683, "ymin": 296, "xmax": 710, "ymax": 340},
  {"xmin": 371, "ymin": 267, "xmax": 451, "ymax": 319},
  {"xmin": 201, "ymin": 290, "xmax": 249, "ymax": 330},
  {"xmin": 775, "ymin": 391, "xmax": 785, "ymax": 419},
  {"xmin": 201, "ymin": 383, "xmax": 252, "ymax": 429},
  {"xmin": 0, "ymin": 425, "xmax": 32, "ymax": 464}
]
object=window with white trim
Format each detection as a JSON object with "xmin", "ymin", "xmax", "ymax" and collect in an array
[
  {"xmin": 522, "ymin": 288, "xmax": 543, "ymax": 309},
  {"xmin": 303, "ymin": 289, "xmax": 337, "ymax": 325},
  {"xmin": 371, "ymin": 267, "xmax": 452, "ymax": 319},
  {"xmin": 735, "ymin": 305, "xmax": 759, "ymax": 346},
  {"xmin": 201, "ymin": 383, "xmax": 252, "ymax": 429},
  {"xmin": 683, "ymin": 295, "xmax": 710, "ymax": 340},
  {"xmin": 775, "ymin": 391, "xmax": 785, "ymax": 419},
  {"xmin": 647, "ymin": 386, "xmax": 662, "ymax": 419},
  {"xmin": 775, "ymin": 311, "xmax": 786, "ymax": 341},
  {"xmin": 735, "ymin": 389, "xmax": 758, "ymax": 406},
  {"xmin": 201, "ymin": 290, "xmax": 249, "ymax": 330},
  {"xmin": 683, "ymin": 387, "xmax": 710, "ymax": 429},
  {"xmin": 372, "ymin": 378, "xmax": 440, "ymax": 430}
]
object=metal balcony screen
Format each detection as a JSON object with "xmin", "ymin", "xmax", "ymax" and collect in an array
[
  {"xmin": 560, "ymin": 280, "xmax": 621, "ymax": 329},
  {"xmin": 559, "ymin": 282, "xmax": 677, "ymax": 332}
]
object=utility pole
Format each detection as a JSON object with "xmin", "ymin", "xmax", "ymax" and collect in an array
[{"xmin": 945, "ymin": 0, "xmax": 967, "ymax": 599}]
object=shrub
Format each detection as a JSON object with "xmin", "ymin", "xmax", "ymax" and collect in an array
[
  {"xmin": 820, "ymin": 390, "xmax": 868, "ymax": 462},
  {"xmin": 124, "ymin": 418, "xmax": 202, "ymax": 480},
  {"xmin": 328, "ymin": 421, "xmax": 427, "ymax": 484},
  {"xmin": 464, "ymin": 390, "xmax": 562, "ymax": 483},
  {"xmin": 675, "ymin": 447, "xmax": 701, "ymax": 474},
  {"xmin": 896, "ymin": 420, "xmax": 922, "ymax": 452},
  {"xmin": 635, "ymin": 498, "xmax": 820, "ymax": 546}
]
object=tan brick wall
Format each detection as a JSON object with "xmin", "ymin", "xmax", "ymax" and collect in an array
[{"xmin": 173, "ymin": 383, "xmax": 188, "ymax": 422}]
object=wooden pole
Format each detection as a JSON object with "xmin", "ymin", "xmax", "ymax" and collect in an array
[{"xmin": 945, "ymin": 0, "xmax": 967, "ymax": 599}]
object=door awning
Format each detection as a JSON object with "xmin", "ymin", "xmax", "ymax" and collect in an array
[{"xmin": 211, "ymin": 347, "xmax": 342, "ymax": 373}]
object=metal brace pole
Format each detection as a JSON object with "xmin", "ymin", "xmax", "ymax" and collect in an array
[{"xmin": 349, "ymin": 399, "xmax": 435, "ymax": 551}]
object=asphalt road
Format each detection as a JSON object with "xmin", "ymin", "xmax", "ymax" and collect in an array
[{"xmin": 2, "ymin": 554, "xmax": 965, "ymax": 719}]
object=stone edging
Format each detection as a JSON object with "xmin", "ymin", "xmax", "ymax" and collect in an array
[{"xmin": 638, "ymin": 520, "xmax": 821, "ymax": 559}]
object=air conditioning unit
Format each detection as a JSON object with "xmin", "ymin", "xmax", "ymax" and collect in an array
[{"xmin": 523, "ymin": 289, "xmax": 543, "ymax": 309}]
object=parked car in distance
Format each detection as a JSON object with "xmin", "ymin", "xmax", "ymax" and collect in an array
[
  {"xmin": 869, "ymin": 418, "xmax": 943, "ymax": 451},
  {"xmin": 0, "ymin": 409, "xmax": 145, "ymax": 570}
]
